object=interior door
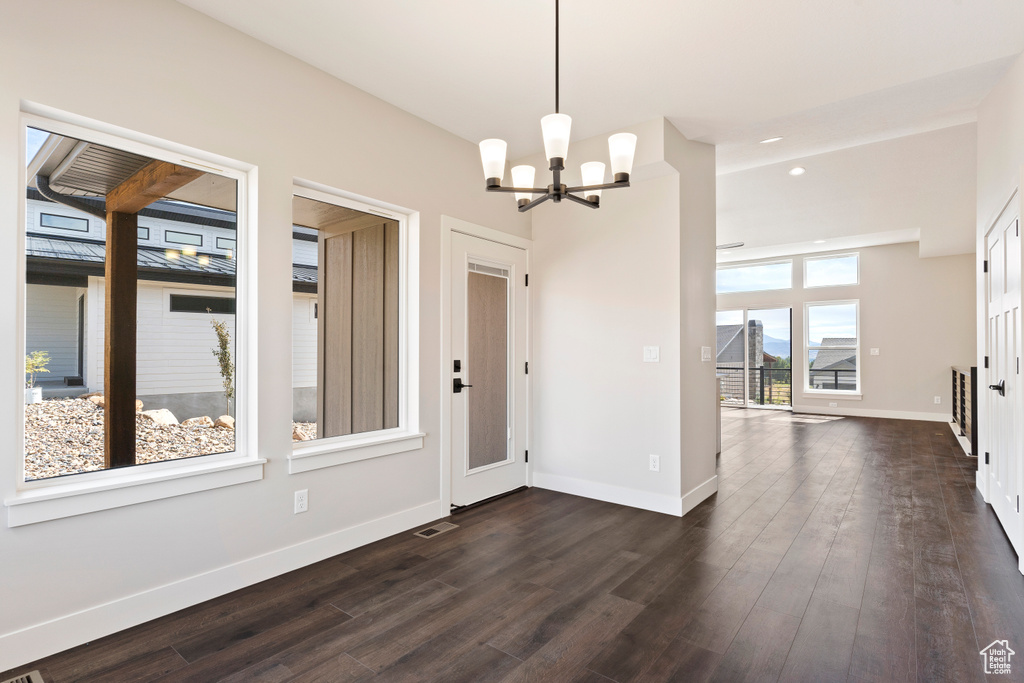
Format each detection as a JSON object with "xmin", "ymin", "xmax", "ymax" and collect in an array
[
  {"xmin": 450, "ymin": 232, "xmax": 529, "ymax": 508},
  {"xmin": 986, "ymin": 214, "xmax": 1022, "ymax": 556}
]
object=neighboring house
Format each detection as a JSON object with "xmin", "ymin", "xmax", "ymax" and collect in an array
[
  {"xmin": 809, "ymin": 337, "xmax": 857, "ymax": 390},
  {"xmin": 715, "ymin": 320, "xmax": 764, "ymax": 403},
  {"xmin": 25, "ymin": 190, "xmax": 320, "ymax": 420}
]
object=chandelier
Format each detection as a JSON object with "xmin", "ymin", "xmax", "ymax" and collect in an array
[{"xmin": 478, "ymin": 0, "xmax": 637, "ymax": 212}]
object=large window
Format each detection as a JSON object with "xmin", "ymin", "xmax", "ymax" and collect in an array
[
  {"xmin": 805, "ymin": 253, "xmax": 859, "ymax": 288},
  {"xmin": 23, "ymin": 123, "xmax": 241, "ymax": 481},
  {"xmin": 805, "ymin": 301, "xmax": 859, "ymax": 393},
  {"xmin": 717, "ymin": 260, "xmax": 792, "ymax": 294},
  {"xmin": 289, "ymin": 186, "xmax": 420, "ymax": 473}
]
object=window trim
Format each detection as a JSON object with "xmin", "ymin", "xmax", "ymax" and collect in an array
[
  {"xmin": 803, "ymin": 252, "xmax": 860, "ymax": 289},
  {"xmin": 164, "ymin": 287, "xmax": 237, "ymax": 316},
  {"xmin": 6, "ymin": 107, "xmax": 259, "ymax": 527},
  {"xmin": 39, "ymin": 212, "xmax": 89, "ymax": 232},
  {"xmin": 216, "ymin": 236, "xmax": 236, "ymax": 251},
  {"xmin": 288, "ymin": 181, "xmax": 423, "ymax": 474},
  {"xmin": 716, "ymin": 259, "xmax": 793, "ymax": 295},
  {"xmin": 803, "ymin": 299, "xmax": 861, "ymax": 396},
  {"xmin": 138, "ymin": 226, "xmax": 150, "ymax": 240}
]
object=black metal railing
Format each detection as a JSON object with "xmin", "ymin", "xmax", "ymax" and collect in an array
[
  {"xmin": 808, "ymin": 369, "xmax": 856, "ymax": 391},
  {"xmin": 717, "ymin": 366, "xmax": 792, "ymax": 406}
]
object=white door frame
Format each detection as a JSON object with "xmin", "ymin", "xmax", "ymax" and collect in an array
[
  {"xmin": 440, "ymin": 216, "xmax": 531, "ymax": 512},
  {"xmin": 978, "ymin": 182, "xmax": 1024, "ymax": 574}
]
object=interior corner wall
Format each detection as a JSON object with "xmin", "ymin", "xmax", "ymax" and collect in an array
[
  {"xmin": 717, "ymin": 242, "xmax": 975, "ymax": 420},
  {"xmin": 0, "ymin": 0, "xmax": 529, "ymax": 670}
]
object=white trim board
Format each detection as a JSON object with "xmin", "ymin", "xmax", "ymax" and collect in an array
[
  {"xmin": 532, "ymin": 472, "xmax": 718, "ymax": 518},
  {"xmin": 0, "ymin": 500, "xmax": 441, "ymax": 673},
  {"xmin": 792, "ymin": 406, "xmax": 949, "ymax": 422}
]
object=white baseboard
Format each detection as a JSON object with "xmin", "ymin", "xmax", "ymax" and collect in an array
[
  {"xmin": 793, "ymin": 405, "xmax": 950, "ymax": 422},
  {"xmin": 0, "ymin": 500, "xmax": 442, "ymax": 673},
  {"xmin": 532, "ymin": 472, "xmax": 718, "ymax": 518}
]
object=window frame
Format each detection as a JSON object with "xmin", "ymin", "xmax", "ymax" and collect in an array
[
  {"xmin": 216, "ymin": 236, "xmax": 236, "ymax": 251},
  {"xmin": 803, "ymin": 252, "xmax": 860, "ymax": 289},
  {"xmin": 803, "ymin": 299, "xmax": 861, "ymax": 397},
  {"xmin": 39, "ymin": 212, "xmax": 89, "ymax": 232},
  {"xmin": 165, "ymin": 229, "xmax": 203, "ymax": 247},
  {"xmin": 5, "ymin": 108, "xmax": 261, "ymax": 527},
  {"xmin": 288, "ymin": 182, "xmax": 422, "ymax": 474},
  {"xmin": 716, "ymin": 259, "xmax": 793, "ymax": 295},
  {"xmin": 138, "ymin": 226, "xmax": 150, "ymax": 240}
]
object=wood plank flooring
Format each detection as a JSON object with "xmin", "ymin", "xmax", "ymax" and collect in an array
[{"xmin": 5, "ymin": 409, "xmax": 1023, "ymax": 682}]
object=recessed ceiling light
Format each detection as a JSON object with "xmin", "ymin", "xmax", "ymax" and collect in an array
[
  {"xmin": 789, "ymin": 166, "xmax": 806, "ymax": 176},
  {"xmin": 760, "ymin": 136, "xmax": 783, "ymax": 144},
  {"xmin": 813, "ymin": 240, "xmax": 826, "ymax": 244}
]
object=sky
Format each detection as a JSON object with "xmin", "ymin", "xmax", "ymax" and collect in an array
[{"xmin": 26, "ymin": 127, "xmax": 48, "ymax": 164}]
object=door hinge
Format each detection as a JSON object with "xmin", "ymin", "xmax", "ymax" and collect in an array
[
  {"xmin": 984, "ymin": 260, "xmax": 989, "ymax": 273},
  {"xmin": 525, "ymin": 273, "xmax": 529, "ymax": 287},
  {"xmin": 985, "ymin": 451, "xmax": 990, "ymax": 465},
  {"xmin": 985, "ymin": 356, "xmax": 989, "ymax": 369},
  {"xmin": 525, "ymin": 449, "xmax": 529, "ymax": 463},
  {"xmin": 525, "ymin": 361, "xmax": 529, "ymax": 374}
]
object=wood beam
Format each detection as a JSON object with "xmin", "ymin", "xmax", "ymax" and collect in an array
[
  {"xmin": 106, "ymin": 160, "xmax": 204, "ymax": 214},
  {"xmin": 104, "ymin": 211, "xmax": 138, "ymax": 468}
]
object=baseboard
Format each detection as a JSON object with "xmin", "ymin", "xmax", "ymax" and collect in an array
[
  {"xmin": 0, "ymin": 500, "xmax": 441, "ymax": 673},
  {"xmin": 680, "ymin": 474, "xmax": 719, "ymax": 517},
  {"xmin": 793, "ymin": 405, "xmax": 949, "ymax": 422},
  {"xmin": 532, "ymin": 472, "xmax": 718, "ymax": 518}
]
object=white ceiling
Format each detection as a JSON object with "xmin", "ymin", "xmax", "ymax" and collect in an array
[{"xmin": 176, "ymin": 0, "xmax": 1024, "ymax": 172}]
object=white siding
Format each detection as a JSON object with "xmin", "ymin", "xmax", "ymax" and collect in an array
[
  {"xmin": 89, "ymin": 280, "xmax": 238, "ymax": 396},
  {"xmin": 292, "ymin": 293, "xmax": 317, "ymax": 388},
  {"xmin": 292, "ymin": 238, "xmax": 318, "ymax": 266},
  {"xmin": 26, "ymin": 284, "xmax": 82, "ymax": 379}
]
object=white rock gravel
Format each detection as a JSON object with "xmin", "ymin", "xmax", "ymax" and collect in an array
[{"xmin": 24, "ymin": 398, "xmax": 236, "ymax": 480}]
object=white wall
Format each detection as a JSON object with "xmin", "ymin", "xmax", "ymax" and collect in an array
[
  {"xmin": 530, "ymin": 120, "xmax": 718, "ymax": 516},
  {"xmin": 0, "ymin": 0, "xmax": 529, "ymax": 670},
  {"xmin": 717, "ymin": 242, "xmax": 976, "ymax": 420},
  {"xmin": 25, "ymin": 284, "xmax": 81, "ymax": 379}
]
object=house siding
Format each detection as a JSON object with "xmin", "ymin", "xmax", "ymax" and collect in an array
[{"xmin": 26, "ymin": 284, "xmax": 82, "ymax": 380}]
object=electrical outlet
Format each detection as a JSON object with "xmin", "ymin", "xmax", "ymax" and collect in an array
[
  {"xmin": 934, "ymin": 396, "xmax": 941, "ymax": 404},
  {"xmin": 294, "ymin": 489, "xmax": 308, "ymax": 514},
  {"xmin": 828, "ymin": 402, "xmax": 838, "ymax": 408},
  {"xmin": 649, "ymin": 454, "xmax": 660, "ymax": 472}
]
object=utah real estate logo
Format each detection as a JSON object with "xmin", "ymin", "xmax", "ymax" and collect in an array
[{"xmin": 980, "ymin": 639, "xmax": 1015, "ymax": 675}]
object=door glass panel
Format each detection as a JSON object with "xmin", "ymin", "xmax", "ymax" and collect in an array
[
  {"xmin": 716, "ymin": 310, "xmax": 744, "ymax": 405},
  {"xmin": 467, "ymin": 268, "xmax": 509, "ymax": 469},
  {"xmin": 747, "ymin": 308, "xmax": 792, "ymax": 407}
]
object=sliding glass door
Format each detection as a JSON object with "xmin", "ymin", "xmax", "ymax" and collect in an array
[{"xmin": 716, "ymin": 307, "xmax": 792, "ymax": 409}]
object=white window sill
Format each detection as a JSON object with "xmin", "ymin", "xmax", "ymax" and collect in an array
[
  {"xmin": 4, "ymin": 456, "xmax": 266, "ymax": 527},
  {"xmin": 289, "ymin": 430, "xmax": 425, "ymax": 474},
  {"xmin": 801, "ymin": 390, "xmax": 862, "ymax": 401}
]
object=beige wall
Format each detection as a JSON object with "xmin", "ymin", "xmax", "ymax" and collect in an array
[
  {"xmin": 0, "ymin": 0, "xmax": 529, "ymax": 669},
  {"xmin": 717, "ymin": 242, "xmax": 975, "ymax": 419}
]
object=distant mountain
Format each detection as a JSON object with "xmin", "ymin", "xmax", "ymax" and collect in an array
[{"xmin": 762, "ymin": 335, "xmax": 791, "ymax": 359}]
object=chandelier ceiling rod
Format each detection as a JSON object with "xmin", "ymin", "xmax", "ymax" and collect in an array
[{"xmin": 478, "ymin": 0, "xmax": 637, "ymax": 212}]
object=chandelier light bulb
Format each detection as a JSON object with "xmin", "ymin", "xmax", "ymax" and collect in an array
[
  {"xmin": 511, "ymin": 165, "xmax": 536, "ymax": 203},
  {"xmin": 479, "ymin": 139, "xmax": 508, "ymax": 183},
  {"xmin": 541, "ymin": 113, "xmax": 572, "ymax": 162},
  {"xmin": 608, "ymin": 133, "xmax": 637, "ymax": 179},
  {"xmin": 580, "ymin": 161, "xmax": 606, "ymax": 200}
]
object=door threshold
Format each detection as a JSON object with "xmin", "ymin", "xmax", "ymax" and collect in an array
[{"xmin": 450, "ymin": 485, "xmax": 528, "ymax": 515}]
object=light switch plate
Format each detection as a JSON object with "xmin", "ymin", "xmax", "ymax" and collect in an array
[
  {"xmin": 701, "ymin": 346, "xmax": 712, "ymax": 362},
  {"xmin": 870, "ymin": 348, "xmax": 880, "ymax": 356},
  {"xmin": 643, "ymin": 346, "xmax": 660, "ymax": 363}
]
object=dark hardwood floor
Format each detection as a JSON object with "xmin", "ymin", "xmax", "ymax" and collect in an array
[{"xmin": 6, "ymin": 408, "xmax": 1024, "ymax": 682}]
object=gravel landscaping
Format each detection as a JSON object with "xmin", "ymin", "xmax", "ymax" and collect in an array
[{"xmin": 25, "ymin": 397, "xmax": 236, "ymax": 480}]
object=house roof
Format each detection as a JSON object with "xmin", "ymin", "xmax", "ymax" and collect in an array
[
  {"xmin": 810, "ymin": 338, "xmax": 857, "ymax": 371},
  {"xmin": 716, "ymin": 324, "xmax": 743, "ymax": 357}
]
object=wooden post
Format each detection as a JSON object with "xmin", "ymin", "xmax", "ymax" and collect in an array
[{"xmin": 104, "ymin": 211, "xmax": 138, "ymax": 468}]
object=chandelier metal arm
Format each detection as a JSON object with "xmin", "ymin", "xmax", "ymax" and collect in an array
[{"xmin": 564, "ymin": 179, "xmax": 631, "ymax": 194}]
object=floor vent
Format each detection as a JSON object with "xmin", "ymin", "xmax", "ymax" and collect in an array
[
  {"xmin": 2, "ymin": 672, "xmax": 44, "ymax": 683},
  {"xmin": 414, "ymin": 521, "xmax": 458, "ymax": 538}
]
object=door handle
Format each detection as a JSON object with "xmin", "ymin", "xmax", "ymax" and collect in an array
[
  {"xmin": 453, "ymin": 378, "xmax": 474, "ymax": 393},
  {"xmin": 989, "ymin": 379, "xmax": 1005, "ymax": 396}
]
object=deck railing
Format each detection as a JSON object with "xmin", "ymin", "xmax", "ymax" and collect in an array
[{"xmin": 718, "ymin": 366, "xmax": 856, "ymax": 406}]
